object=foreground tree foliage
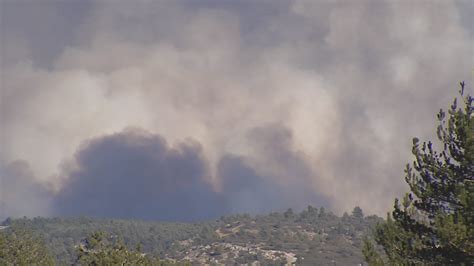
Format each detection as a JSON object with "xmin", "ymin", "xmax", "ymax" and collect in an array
[
  {"xmin": 76, "ymin": 231, "xmax": 186, "ymax": 266},
  {"xmin": 0, "ymin": 226, "xmax": 55, "ymax": 265},
  {"xmin": 364, "ymin": 82, "xmax": 474, "ymax": 264}
]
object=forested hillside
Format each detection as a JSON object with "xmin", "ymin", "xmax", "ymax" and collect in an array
[{"xmin": 1, "ymin": 206, "xmax": 381, "ymax": 265}]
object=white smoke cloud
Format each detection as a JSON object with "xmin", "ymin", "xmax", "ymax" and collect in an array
[{"xmin": 0, "ymin": 0, "xmax": 472, "ymax": 218}]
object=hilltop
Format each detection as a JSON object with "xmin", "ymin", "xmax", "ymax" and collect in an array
[{"xmin": 1, "ymin": 206, "xmax": 381, "ymax": 265}]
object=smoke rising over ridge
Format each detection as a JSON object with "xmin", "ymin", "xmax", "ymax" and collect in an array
[
  {"xmin": 52, "ymin": 127, "xmax": 327, "ymax": 220},
  {"xmin": 1, "ymin": 0, "xmax": 473, "ymax": 220}
]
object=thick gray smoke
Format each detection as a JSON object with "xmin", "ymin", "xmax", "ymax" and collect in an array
[
  {"xmin": 218, "ymin": 123, "xmax": 329, "ymax": 214},
  {"xmin": 1, "ymin": 0, "xmax": 473, "ymax": 220},
  {"xmin": 53, "ymin": 128, "xmax": 322, "ymax": 220},
  {"xmin": 54, "ymin": 128, "xmax": 225, "ymax": 221},
  {"xmin": 0, "ymin": 161, "xmax": 53, "ymax": 218}
]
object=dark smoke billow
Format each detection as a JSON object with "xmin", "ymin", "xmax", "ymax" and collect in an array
[
  {"xmin": 51, "ymin": 128, "xmax": 327, "ymax": 220},
  {"xmin": 1, "ymin": 127, "xmax": 328, "ymax": 221},
  {"xmin": 53, "ymin": 128, "xmax": 225, "ymax": 221}
]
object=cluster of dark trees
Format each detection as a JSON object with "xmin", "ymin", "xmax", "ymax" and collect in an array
[
  {"xmin": 0, "ymin": 225, "xmax": 54, "ymax": 265},
  {"xmin": 0, "ymin": 226, "xmax": 180, "ymax": 265}
]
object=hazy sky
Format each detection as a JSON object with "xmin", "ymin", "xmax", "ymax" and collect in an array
[{"xmin": 1, "ymin": 0, "xmax": 473, "ymax": 221}]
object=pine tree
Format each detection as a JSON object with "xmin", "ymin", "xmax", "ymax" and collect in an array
[
  {"xmin": 364, "ymin": 82, "xmax": 473, "ymax": 264},
  {"xmin": 0, "ymin": 225, "xmax": 55, "ymax": 265},
  {"xmin": 76, "ymin": 231, "xmax": 183, "ymax": 266},
  {"xmin": 76, "ymin": 231, "xmax": 152, "ymax": 265},
  {"xmin": 352, "ymin": 206, "xmax": 364, "ymax": 219}
]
